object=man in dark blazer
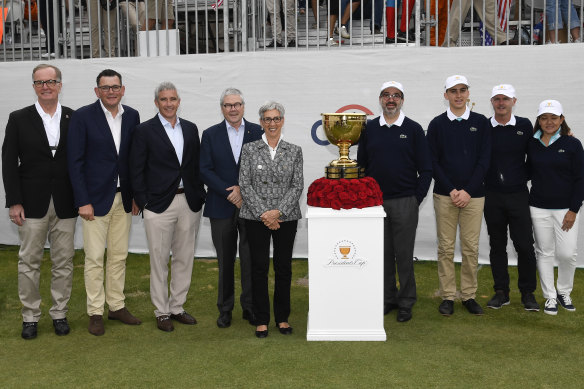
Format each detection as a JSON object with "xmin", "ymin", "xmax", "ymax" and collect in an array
[
  {"xmin": 200, "ymin": 88, "xmax": 263, "ymax": 328},
  {"xmin": 130, "ymin": 82, "xmax": 206, "ymax": 332},
  {"xmin": 2, "ymin": 64, "xmax": 77, "ymax": 340},
  {"xmin": 67, "ymin": 69, "xmax": 141, "ymax": 336}
]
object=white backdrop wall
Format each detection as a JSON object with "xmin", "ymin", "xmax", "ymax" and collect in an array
[{"xmin": 1, "ymin": 44, "xmax": 583, "ymax": 267}]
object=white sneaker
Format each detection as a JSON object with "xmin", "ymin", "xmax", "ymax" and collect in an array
[
  {"xmin": 327, "ymin": 38, "xmax": 338, "ymax": 47},
  {"xmin": 41, "ymin": 52, "xmax": 56, "ymax": 59},
  {"xmin": 339, "ymin": 25, "xmax": 350, "ymax": 39},
  {"xmin": 544, "ymin": 298, "xmax": 558, "ymax": 315}
]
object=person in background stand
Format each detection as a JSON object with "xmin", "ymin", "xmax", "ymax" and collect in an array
[
  {"xmin": 528, "ymin": 100, "xmax": 584, "ymax": 315},
  {"xmin": 357, "ymin": 81, "xmax": 432, "ymax": 322},
  {"xmin": 484, "ymin": 84, "xmax": 539, "ymax": 312}
]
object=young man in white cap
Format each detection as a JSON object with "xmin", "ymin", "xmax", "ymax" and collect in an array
[
  {"xmin": 426, "ymin": 75, "xmax": 491, "ymax": 316},
  {"xmin": 357, "ymin": 81, "xmax": 432, "ymax": 322},
  {"xmin": 484, "ymin": 84, "xmax": 540, "ymax": 312}
]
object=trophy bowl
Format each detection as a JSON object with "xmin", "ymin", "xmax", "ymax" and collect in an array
[{"xmin": 321, "ymin": 113, "xmax": 367, "ymax": 179}]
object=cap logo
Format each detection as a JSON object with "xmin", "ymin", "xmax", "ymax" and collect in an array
[{"xmin": 546, "ymin": 102, "xmax": 552, "ymax": 107}]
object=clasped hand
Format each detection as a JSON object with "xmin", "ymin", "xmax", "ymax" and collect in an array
[{"xmin": 261, "ymin": 209, "xmax": 282, "ymax": 230}]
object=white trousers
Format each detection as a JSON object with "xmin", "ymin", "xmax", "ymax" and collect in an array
[{"xmin": 530, "ymin": 206, "xmax": 579, "ymax": 299}]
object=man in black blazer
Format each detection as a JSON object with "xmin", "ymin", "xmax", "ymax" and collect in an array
[
  {"xmin": 2, "ymin": 64, "xmax": 77, "ymax": 339},
  {"xmin": 68, "ymin": 69, "xmax": 141, "ymax": 336},
  {"xmin": 200, "ymin": 88, "xmax": 263, "ymax": 328},
  {"xmin": 130, "ymin": 82, "xmax": 206, "ymax": 332}
]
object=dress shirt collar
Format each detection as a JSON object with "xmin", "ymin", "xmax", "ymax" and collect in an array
[
  {"xmin": 99, "ymin": 100, "xmax": 124, "ymax": 119},
  {"xmin": 35, "ymin": 101, "xmax": 62, "ymax": 119},
  {"xmin": 534, "ymin": 128, "xmax": 561, "ymax": 147},
  {"xmin": 158, "ymin": 113, "xmax": 181, "ymax": 129}
]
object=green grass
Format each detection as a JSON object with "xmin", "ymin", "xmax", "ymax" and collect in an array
[{"xmin": 0, "ymin": 244, "xmax": 582, "ymax": 388}]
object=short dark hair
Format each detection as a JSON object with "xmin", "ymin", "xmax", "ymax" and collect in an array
[
  {"xmin": 96, "ymin": 69, "xmax": 122, "ymax": 86},
  {"xmin": 533, "ymin": 115, "xmax": 572, "ymax": 137}
]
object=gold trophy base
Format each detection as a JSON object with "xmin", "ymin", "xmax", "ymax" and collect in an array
[{"xmin": 325, "ymin": 165, "xmax": 365, "ymax": 179}]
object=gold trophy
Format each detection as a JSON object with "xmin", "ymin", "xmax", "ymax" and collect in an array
[{"xmin": 321, "ymin": 113, "xmax": 367, "ymax": 179}]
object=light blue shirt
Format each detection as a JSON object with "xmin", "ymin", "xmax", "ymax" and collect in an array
[
  {"xmin": 158, "ymin": 113, "xmax": 184, "ymax": 188},
  {"xmin": 534, "ymin": 128, "xmax": 561, "ymax": 147},
  {"xmin": 226, "ymin": 119, "xmax": 246, "ymax": 162}
]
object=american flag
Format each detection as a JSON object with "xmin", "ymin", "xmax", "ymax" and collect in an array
[
  {"xmin": 211, "ymin": 0, "xmax": 224, "ymax": 10},
  {"xmin": 480, "ymin": 0, "xmax": 512, "ymax": 46}
]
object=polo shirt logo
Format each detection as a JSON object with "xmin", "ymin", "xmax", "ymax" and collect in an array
[
  {"xmin": 400, "ymin": 134, "xmax": 407, "ymax": 139},
  {"xmin": 517, "ymin": 131, "xmax": 523, "ymax": 135},
  {"xmin": 470, "ymin": 127, "xmax": 477, "ymax": 132},
  {"xmin": 558, "ymin": 149, "xmax": 565, "ymax": 153}
]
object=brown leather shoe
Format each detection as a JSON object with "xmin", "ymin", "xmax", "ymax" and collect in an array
[
  {"xmin": 157, "ymin": 315, "xmax": 174, "ymax": 332},
  {"xmin": 170, "ymin": 311, "xmax": 197, "ymax": 325},
  {"xmin": 108, "ymin": 307, "xmax": 142, "ymax": 325},
  {"xmin": 88, "ymin": 315, "xmax": 105, "ymax": 336}
]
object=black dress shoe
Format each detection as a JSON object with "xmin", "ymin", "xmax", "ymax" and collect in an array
[
  {"xmin": 242, "ymin": 309, "xmax": 257, "ymax": 325},
  {"xmin": 384, "ymin": 303, "xmax": 399, "ymax": 315},
  {"xmin": 21, "ymin": 322, "xmax": 38, "ymax": 340},
  {"xmin": 286, "ymin": 39, "xmax": 297, "ymax": 47},
  {"xmin": 170, "ymin": 311, "xmax": 197, "ymax": 325},
  {"xmin": 255, "ymin": 329, "xmax": 268, "ymax": 338},
  {"xmin": 276, "ymin": 323, "xmax": 293, "ymax": 335},
  {"xmin": 217, "ymin": 312, "xmax": 232, "ymax": 328},
  {"xmin": 385, "ymin": 37, "xmax": 396, "ymax": 44},
  {"xmin": 462, "ymin": 298, "xmax": 484, "ymax": 315},
  {"xmin": 396, "ymin": 308, "xmax": 412, "ymax": 322},
  {"xmin": 53, "ymin": 318, "xmax": 70, "ymax": 336},
  {"xmin": 265, "ymin": 40, "xmax": 283, "ymax": 48},
  {"xmin": 439, "ymin": 300, "xmax": 454, "ymax": 316}
]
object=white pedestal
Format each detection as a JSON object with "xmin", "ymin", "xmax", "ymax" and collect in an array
[
  {"xmin": 138, "ymin": 29, "xmax": 179, "ymax": 57},
  {"xmin": 306, "ymin": 205, "xmax": 386, "ymax": 341}
]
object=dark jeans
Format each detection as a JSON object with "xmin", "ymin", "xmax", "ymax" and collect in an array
[
  {"xmin": 210, "ymin": 212, "xmax": 253, "ymax": 314},
  {"xmin": 39, "ymin": 0, "xmax": 62, "ymax": 52},
  {"xmin": 383, "ymin": 196, "xmax": 418, "ymax": 309},
  {"xmin": 484, "ymin": 190, "xmax": 537, "ymax": 294},
  {"xmin": 245, "ymin": 219, "xmax": 298, "ymax": 326}
]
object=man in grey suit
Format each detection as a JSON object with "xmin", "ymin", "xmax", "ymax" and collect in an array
[
  {"xmin": 2, "ymin": 64, "xmax": 77, "ymax": 339},
  {"xmin": 200, "ymin": 88, "xmax": 263, "ymax": 328}
]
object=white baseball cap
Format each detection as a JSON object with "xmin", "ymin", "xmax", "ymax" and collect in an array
[
  {"xmin": 537, "ymin": 100, "xmax": 563, "ymax": 116},
  {"xmin": 380, "ymin": 81, "xmax": 404, "ymax": 95},
  {"xmin": 491, "ymin": 84, "xmax": 516, "ymax": 99},
  {"xmin": 444, "ymin": 75, "xmax": 469, "ymax": 92}
]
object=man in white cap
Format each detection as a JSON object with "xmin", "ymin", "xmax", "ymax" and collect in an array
[
  {"xmin": 426, "ymin": 75, "xmax": 491, "ymax": 316},
  {"xmin": 484, "ymin": 84, "xmax": 540, "ymax": 312},
  {"xmin": 357, "ymin": 81, "xmax": 432, "ymax": 322}
]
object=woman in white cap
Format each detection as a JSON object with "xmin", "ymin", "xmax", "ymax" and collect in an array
[{"xmin": 527, "ymin": 100, "xmax": 584, "ymax": 315}]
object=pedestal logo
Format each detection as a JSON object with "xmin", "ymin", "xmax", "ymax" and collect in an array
[{"xmin": 326, "ymin": 240, "xmax": 367, "ymax": 268}]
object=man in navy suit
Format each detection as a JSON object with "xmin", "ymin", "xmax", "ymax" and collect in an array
[
  {"xmin": 200, "ymin": 88, "xmax": 263, "ymax": 328},
  {"xmin": 2, "ymin": 64, "xmax": 77, "ymax": 339},
  {"xmin": 130, "ymin": 82, "xmax": 206, "ymax": 332},
  {"xmin": 68, "ymin": 69, "xmax": 141, "ymax": 336}
]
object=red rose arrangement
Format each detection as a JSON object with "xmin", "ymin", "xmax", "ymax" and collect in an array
[{"xmin": 307, "ymin": 177, "xmax": 384, "ymax": 210}]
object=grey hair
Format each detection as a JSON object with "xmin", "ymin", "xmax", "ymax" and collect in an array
[
  {"xmin": 258, "ymin": 101, "xmax": 285, "ymax": 118},
  {"xmin": 220, "ymin": 88, "xmax": 245, "ymax": 106},
  {"xmin": 154, "ymin": 81, "xmax": 179, "ymax": 100},
  {"xmin": 32, "ymin": 64, "xmax": 62, "ymax": 82}
]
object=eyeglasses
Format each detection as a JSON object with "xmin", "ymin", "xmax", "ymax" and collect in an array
[
  {"xmin": 261, "ymin": 116, "xmax": 282, "ymax": 124},
  {"xmin": 98, "ymin": 85, "xmax": 122, "ymax": 92},
  {"xmin": 33, "ymin": 79, "xmax": 60, "ymax": 88},
  {"xmin": 380, "ymin": 92, "xmax": 402, "ymax": 100},
  {"xmin": 223, "ymin": 102, "xmax": 243, "ymax": 109}
]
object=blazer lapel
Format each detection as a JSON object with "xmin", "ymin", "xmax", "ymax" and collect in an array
[
  {"xmin": 93, "ymin": 101, "xmax": 118, "ymax": 155},
  {"xmin": 27, "ymin": 105, "xmax": 55, "ymax": 158},
  {"xmin": 152, "ymin": 115, "xmax": 181, "ymax": 166},
  {"xmin": 55, "ymin": 109, "xmax": 71, "ymax": 158},
  {"xmin": 218, "ymin": 121, "xmax": 239, "ymax": 167}
]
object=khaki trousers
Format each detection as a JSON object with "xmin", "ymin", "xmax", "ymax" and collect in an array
[
  {"xmin": 443, "ymin": 0, "xmax": 508, "ymax": 46},
  {"xmin": 143, "ymin": 194, "xmax": 201, "ymax": 317},
  {"xmin": 434, "ymin": 194, "xmax": 484, "ymax": 300},
  {"xmin": 88, "ymin": 0, "xmax": 118, "ymax": 57},
  {"xmin": 18, "ymin": 198, "xmax": 76, "ymax": 322},
  {"xmin": 82, "ymin": 193, "xmax": 132, "ymax": 315}
]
